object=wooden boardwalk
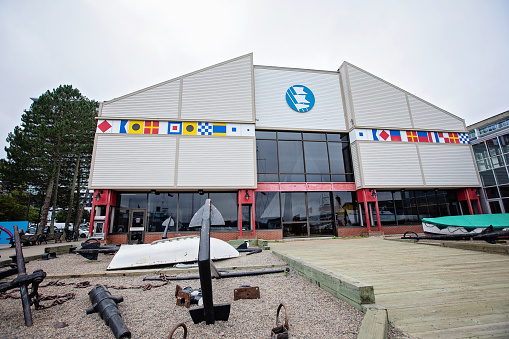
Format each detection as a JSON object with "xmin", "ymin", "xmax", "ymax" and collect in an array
[{"xmin": 271, "ymin": 238, "xmax": 509, "ymax": 338}]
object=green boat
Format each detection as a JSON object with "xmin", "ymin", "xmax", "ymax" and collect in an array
[{"xmin": 422, "ymin": 214, "xmax": 509, "ymax": 235}]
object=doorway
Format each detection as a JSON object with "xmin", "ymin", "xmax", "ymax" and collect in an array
[
  {"xmin": 128, "ymin": 209, "xmax": 145, "ymax": 244},
  {"xmin": 282, "ymin": 192, "xmax": 334, "ymax": 237}
]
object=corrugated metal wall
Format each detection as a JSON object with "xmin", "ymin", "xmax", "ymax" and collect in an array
[
  {"xmin": 357, "ymin": 142, "xmax": 424, "ymax": 188},
  {"xmin": 418, "ymin": 144, "xmax": 481, "ymax": 186},
  {"xmin": 350, "ymin": 142, "xmax": 361, "ymax": 188},
  {"xmin": 101, "ymin": 80, "xmax": 180, "ymax": 119},
  {"xmin": 177, "ymin": 137, "xmax": 256, "ymax": 188},
  {"xmin": 254, "ymin": 67, "xmax": 346, "ymax": 131},
  {"xmin": 346, "ymin": 65, "xmax": 412, "ymax": 129},
  {"xmin": 408, "ymin": 96, "xmax": 465, "ymax": 131},
  {"xmin": 338, "ymin": 64, "xmax": 352, "ymax": 130},
  {"xmin": 90, "ymin": 135, "xmax": 176, "ymax": 189},
  {"xmin": 181, "ymin": 55, "xmax": 254, "ymax": 122}
]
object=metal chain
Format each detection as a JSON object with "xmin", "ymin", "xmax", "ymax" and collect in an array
[{"xmin": 0, "ymin": 291, "xmax": 76, "ymax": 310}]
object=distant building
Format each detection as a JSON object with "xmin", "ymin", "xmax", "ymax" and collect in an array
[
  {"xmin": 468, "ymin": 110, "xmax": 509, "ymax": 213},
  {"xmin": 88, "ymin": 54, "xmax": 481, "ymax": 244}
]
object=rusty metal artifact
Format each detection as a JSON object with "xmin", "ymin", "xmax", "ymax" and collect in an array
[
  {"xmin": 234, "ymin": 285, "xmax": 260, "ymax": 300},
  {"xmin": 86, "ymin": 285, "xmax": 131, "ymax": 339},
  {"xmin": 271, "ymin": 303, "xmax": 289, "ymax": 339},
  {"xmin": 0, "ymin": 225, "xmax": 47, "ymax": 326},
  {"xmin": 167, "ymin": 322, "xmax": 187, "ymax": 339}
]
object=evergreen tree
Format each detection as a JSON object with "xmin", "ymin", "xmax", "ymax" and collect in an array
[{"xmin": 1, "ymin": 85, "xmax": 97, "ymax": 235}]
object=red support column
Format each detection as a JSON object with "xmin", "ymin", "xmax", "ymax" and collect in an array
[
  {"xmin": 89, "ymin": 203, "xmax": 96, "ymax": 236},
  {"xmin": 251, "ymin": 193, "xmax": 256, "ymax": 238},
  {"xmin": 465, "ymin": 188, "xmax": 474, "ymax": 215},
  {"xmin": 374, "ymin": 198, "xmax": 382, "ymax": 231},
  {"xmin": 103, "ymin": 190, "xmax": 112, "ymax": 242},
  {"xmin": 362, "ymin": 190, "xmax": 371, "ymax": 232}
]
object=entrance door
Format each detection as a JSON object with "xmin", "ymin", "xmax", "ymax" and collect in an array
[{"xmin": 128, "ymin": 209, "xmax": 145, "ymax": 244}]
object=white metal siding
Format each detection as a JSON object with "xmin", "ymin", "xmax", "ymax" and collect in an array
[
  {"xmin": 177, "ymin": 137, "xmax": 256, "ymax": 188},
  {"xmin": 254, "ymin": 68, "xmax": 346, "ymax": 131},
  {"xmin": 350, "ymin": 142, "xmax": 361, "ymax": 188},
  {"xmin": 357, "ymin": 142, "xmax": 423, "ymax": 187},
  {"xmin": 101, "ymin": 80, "xmax": 180, "ymax": 119},
  {"xmin": 347, "ymin": 65, "xmax": 412, "ymax": 129},
  {"xmin": 408, "ymin": 96, "xmax": 465, "ymax": 131},
  {"xmin": 419, "ymin": 144, "xmax": 481, "ymax": 186},
  {"xmin": 181, "ymin": 55, "xmax": 253, "ymax": 122},
  {"xmin": 90, "ymin": 134, "xmax": 176, "ymax": 188},
  {"xmin": 339, "ymin": 65, "xmax": 352, "ymax": 129}
]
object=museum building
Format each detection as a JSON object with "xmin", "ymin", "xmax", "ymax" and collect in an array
[{"xmin": 88, "ymin": 53, "xmax": 481, "ymax": 244}]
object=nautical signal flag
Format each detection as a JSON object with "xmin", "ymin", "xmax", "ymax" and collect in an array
[
  {"xmin": 120, "ymin": 120, "xmax": 128, "ymax": 133},
  {"xmin": 406, "ymin": 131, "xmax": 418, "ymax": 142},
  {"xmin": 197, "ymin": 123, "xmax": 213, "ymax": 135},
  {"xmin": 129, "ymin": 121, "xmax": 144, "ymax": 134},
  {"xmin": 168, "ymin": 122, "xmax": 182, "ymax": 134},
  {"xmin": 213, "ymin": 123, "xmax": 226, "ymax": 135},
  {"xmin": 183, "ymin": 122, "xmax": 197, "ymax": 135},
  {"xmin": 417, "ymin": 131, "xmax": 431, "ymax": 142},
  {"xmin": 97, "ymin": 120, "xmax": 112, "ymax": 133},
  {"xmin": 449, "ymin": 132, "xmax": 459, "ymax": 143},
  {"xmin": 144, "ymin": 121, "xmax": 159, "ymax": 134}
]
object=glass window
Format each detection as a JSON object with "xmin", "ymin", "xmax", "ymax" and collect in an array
[
  {"xmin": 425, "ymin": 191, "xmax": 440, "ymax": 218},
  {"xmin": 112, "ymin": 209, "xmax": 129, "ymax": 234},
  {"xmin": 500, "ymin": 134, "xmax": 509, "ymax": 153},
  {"xmin": 306, "ymin": 174, "xmax": 331, "ymax": 182},
  {"xmin": 278, "ymin": 131, "xmax": 301, "ymax": 140},
  {"xmin": 494, "ymin": 167, "xmax": 509, "ymax": 185},
  {"xmin": 503, "ymin": 199, "xmax": 509, "ymax": 213},
  {"xmin": 485, "ymin": 187, "xmax": 500, "ymax": 199},
  {"xmin": 399, "ymin": 191, "xmax": 418, "ymax": 223},
  {"xmin": 333, "ymin": 191, "xmax": 360, "ymax": 226},
  {"xmin": 476, "ymin": 159, "xmax": 491, "ymax": 171},
  {"xmin": 303, "ymin": 132, "xmax": 326, "ymax": 141},
  {"xmin": 255, "ymin": 192, "xmax": 281, "ymax": 229},
  {"xmin": 472, "ymin": 143, "xmax": 488, "ymax": 159},
  {"xmin": 307, "ymin": 192, "xmax": 332, "ymax": 221},
  {"xmin": 309, "ymin": 222, "xmax": 334, "ymax": 236},
  {"xmin": 491, "ymin": 155, "xmax": 505, "ymax": 168},
  {"xmin": 374, "ymin": 191, "xmax": 396, "ymax": 225},
  {"xmin": 258, "ymin": 173, "xmax": 279, "ymax": 182},
  {"xmin": 256, "ymin": 140, "xmax": 279, "ymax": 174},
  {"xmin": 209, "ymin": 192, "xmax": 238, "ymax": 230},
  {"xmin": 490, "ymin": 201, "xmax": 502, "ymax": 213},
  {"xmin": 278, "ymin": 140, "xmax": 304, "ymax": 174},
  {"xmin": 304, "ymin": 141, "xmax": 330, "ymax": 174},
  {"xmin": 119, "ymin": 193, "xmax": 147, "ymax": 209},
  {"xmin": 283, "ymin": 223, "xmax": 307, "ymax": 237},
  {"xmin": 178, "ymin": 193, "xmax": 207, "ymax": 232},
  {"xmin": 486, "ymin": 138, "xmax": 502, "ymax": 156},
  {"xmin": 499, "ymin": 185, "xmax": 509, "ymax": 198},
  {"xmin": 480, "ymin": 171, "xmax": 497, "ymax": 187},
  {"xmin": 256, "ymin": 131, "xmax": 277, "ymax": 139},
  {"xmin": 147, "ymin": 193, "xmax": 177, "ymax": 233},
  {"xmin": 281, "ymin": 192, "xmax": 306, "ymax": 222},
  {"xmin": 328, "ymin": 143, "xmax": 349, "ymax": 174}
]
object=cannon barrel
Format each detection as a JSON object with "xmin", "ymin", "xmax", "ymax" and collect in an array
[{"xmin": 86, "ymin": 285, "xmax": 131, "ymax": 339}]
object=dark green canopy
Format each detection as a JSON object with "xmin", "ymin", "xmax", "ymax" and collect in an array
[{"xmin": 422, "ymin": 214, "xmax": 509, "ymax": 232}]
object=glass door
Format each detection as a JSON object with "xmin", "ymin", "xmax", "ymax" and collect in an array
[{"xmin": 128, "ymin": 209, "xmax": 145, "ymax": 244}]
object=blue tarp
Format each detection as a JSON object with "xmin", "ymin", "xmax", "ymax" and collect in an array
[{"xmin": 0, "ymin": 221, "xmax": 29, "ymax": 244}]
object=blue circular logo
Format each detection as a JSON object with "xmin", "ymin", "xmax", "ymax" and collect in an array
[{"xmin": 286, "ymin": 85, "xmax": 315, "ymax": 112}]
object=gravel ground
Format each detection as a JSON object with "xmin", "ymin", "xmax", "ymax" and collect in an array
[{"xmin": 1, "ymin": 250, "xmax": 412, "ymax": 338}]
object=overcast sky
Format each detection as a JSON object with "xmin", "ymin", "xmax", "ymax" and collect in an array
[{"xmin": 1, "ymin": 0, "xmax": 508, "ymax": 159}]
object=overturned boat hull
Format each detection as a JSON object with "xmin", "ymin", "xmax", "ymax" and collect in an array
[
  {"xmin": 107, "ymin": 236, "xmax": 239, "ymax": 270},
  {"xmin": 422, "ymin": 214, "xmax": 509, "ymax": 235}
]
